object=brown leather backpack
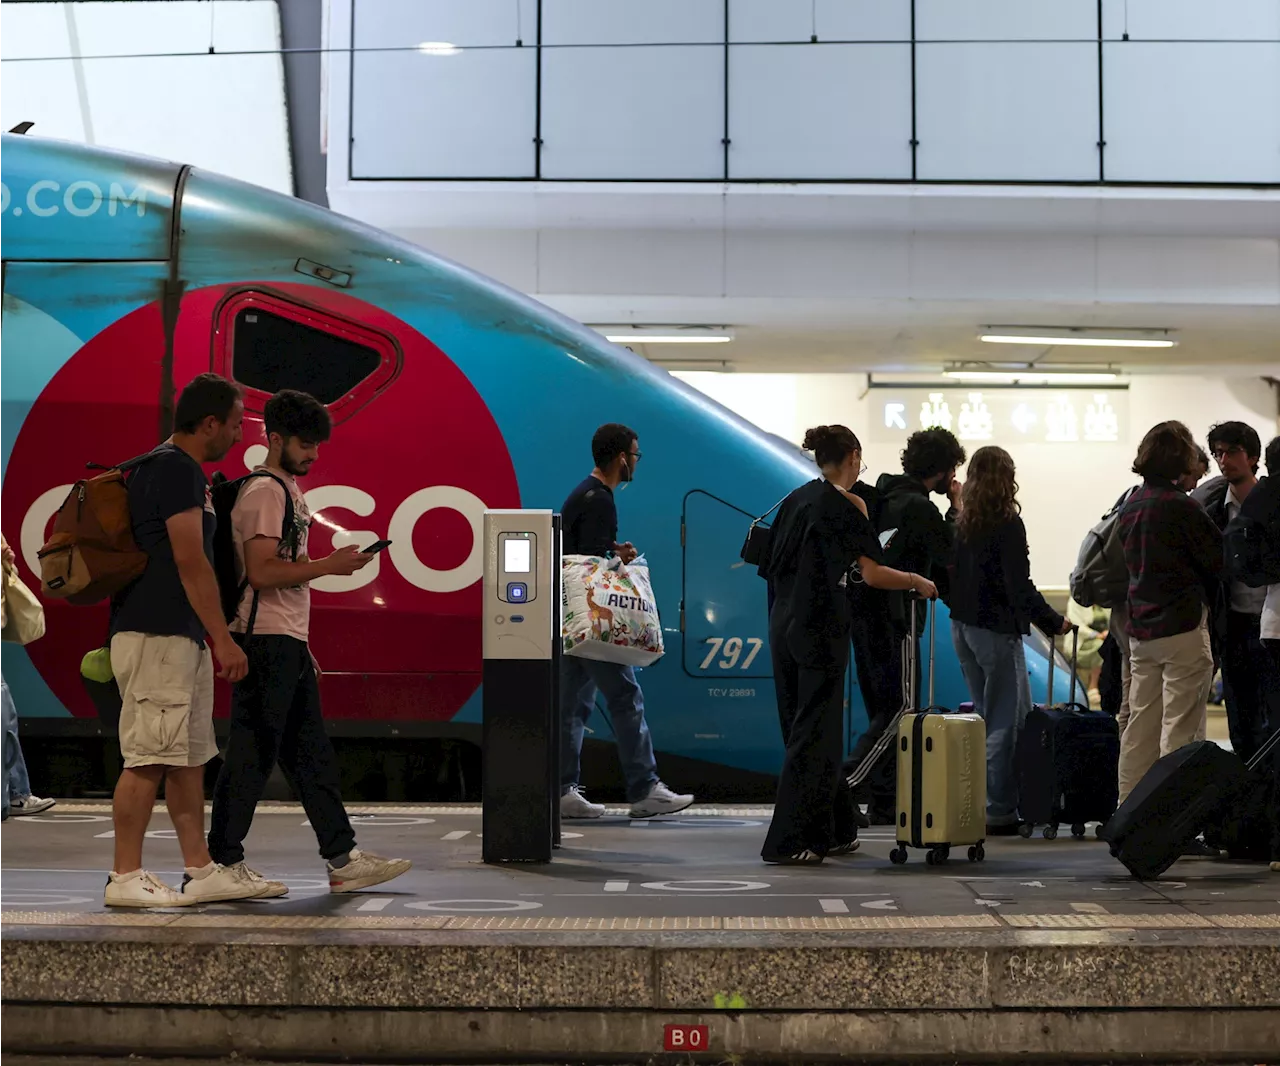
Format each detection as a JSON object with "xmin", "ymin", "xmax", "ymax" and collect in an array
[{"xmin": 37, "ymin": 451, "xmax": 160, "ymax": 604}]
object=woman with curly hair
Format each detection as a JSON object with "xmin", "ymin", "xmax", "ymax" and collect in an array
[{"xmin": 949, "ymin": 446, "xmax": 1070, "ymax": 835}]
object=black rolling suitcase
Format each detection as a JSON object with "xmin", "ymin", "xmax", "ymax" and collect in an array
[
  {"xmin": 1099, "ymin": 727, "xmax": 1280, "ymax": 880},
  {"xmin": 1017, "ymin": 627, "xmax": 1120, "ymax": 840}
]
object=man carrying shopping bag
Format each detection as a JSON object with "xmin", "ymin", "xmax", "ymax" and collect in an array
[{"xmin": 558, "ymin": 423, "xmax": 694, "ymax": 819}]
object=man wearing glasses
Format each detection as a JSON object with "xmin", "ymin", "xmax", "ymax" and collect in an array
[
  {"xmin": 557, "ymin": 423, "xmax": 695, "ymax": 820},
  {"xmin": 1196, "ymin": 422, "xmax": 1278, "ymax": 763}
]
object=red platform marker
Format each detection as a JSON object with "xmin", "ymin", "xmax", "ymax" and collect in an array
[{"xmin": 664, "ymin": 1024, "xmax": 709, "ymax": 1052}]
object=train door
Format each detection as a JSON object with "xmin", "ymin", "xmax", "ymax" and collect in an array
[{"xmin": 679, "ymin": 489, "xmax": 864, "ymax": 772}]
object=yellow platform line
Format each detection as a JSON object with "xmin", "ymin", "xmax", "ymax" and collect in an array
[{"xmin": 3, "ymin": 910, "xmax": 1278, "ymax": 931}]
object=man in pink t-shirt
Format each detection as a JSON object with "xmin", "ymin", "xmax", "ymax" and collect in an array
[{"xmin": 207, "ymin": 390, "xmax": 412, "ymax": 895}]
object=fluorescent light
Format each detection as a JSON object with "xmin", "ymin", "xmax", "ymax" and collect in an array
[
  {"xmin": 417, "ymin": 41, "xmax": 461, "ymax": 55},
  {"xmin": 979, "ymin": 331, "xmax": 1175, "ymax": 349},
  {"xmin": 597, "ymin": 326, "xmax": 734, "ymax": 345},
  {"xmin": 945, "ymin": 370, "xmax": 1120, "ymax": 384},
  {"xmin": 606, "ymin": 334, "xmax": 731, "ymax": 344}
]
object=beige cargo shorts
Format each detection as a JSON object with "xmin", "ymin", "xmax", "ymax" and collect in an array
[{"xmin": 110, "ymin": 632, "xmax": 216, "ymax": 769}]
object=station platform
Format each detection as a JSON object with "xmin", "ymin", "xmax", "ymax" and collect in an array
[{"xmin": 3, "ymin": 801, "xmax": 1279, "ymax": 1063}]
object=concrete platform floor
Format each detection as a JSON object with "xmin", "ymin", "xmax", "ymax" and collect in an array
[
  {"xmin": 5, "ymin": 802, "xmax": 1279, "ymax": 1063},
  {"xmin": 2, "ymin": 800, "xmax": 1277, "ymax": 925}
]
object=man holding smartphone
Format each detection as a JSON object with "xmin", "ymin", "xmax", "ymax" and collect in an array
[{"xmin": 208, "ymin": 390, "xmax": 411, "ymax": 894}]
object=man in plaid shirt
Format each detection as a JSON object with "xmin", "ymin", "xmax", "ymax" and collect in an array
[{"xmin": 1116, "ymin": 421, "xmax": 1224, "ymax": 801}]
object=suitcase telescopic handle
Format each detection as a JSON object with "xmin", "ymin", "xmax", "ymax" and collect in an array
[
  {"xmin": 908, "ymin": 593, "xmax": 919, "ymax": 712},
  {"xmin": 927, "ymin": 595, "xmax": 936, "ymax": 711},
  {"xmin": 1068, "ymin": 625, "xmax": 1080, "ymax": 708}
]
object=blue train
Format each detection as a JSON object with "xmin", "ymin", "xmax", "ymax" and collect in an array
[{"xmin": 0, "ymin": 131, "xmax": 1066, "ymax": 797}]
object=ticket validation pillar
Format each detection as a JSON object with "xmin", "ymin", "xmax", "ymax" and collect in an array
[{"xmin": 481, "ymin": 510, "xmax": 561, "ymax": 863}]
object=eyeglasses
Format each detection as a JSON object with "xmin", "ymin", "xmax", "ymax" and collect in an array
[
  {"xmin": 629, "ymin": 451, "xmax": 642, "ymax": 462},
  {"xmin": 1212, "ymin": 445, "xmax": 1244, "ymax": 461}
]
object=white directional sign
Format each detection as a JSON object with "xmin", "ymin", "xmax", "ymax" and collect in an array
[{"xmin": 872, "ymin": 389, "xmax": 1127, "ymax": 446}]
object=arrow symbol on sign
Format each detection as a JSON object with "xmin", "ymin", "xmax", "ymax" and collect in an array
[
  {"xmin": 885, "ymin": 403, "xmax": 906, "ymax": 429},
  {"xmin": 861, "ymin": 899, "xmax": 898, "ymax": 911}
]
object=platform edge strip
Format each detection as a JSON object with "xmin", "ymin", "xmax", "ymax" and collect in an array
[{"xmin": 4, "ymin": 910, "xmax": 1279, "ymax": 930}]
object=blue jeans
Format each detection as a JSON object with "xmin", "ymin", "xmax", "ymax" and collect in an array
[
  {"xmin": 560, "ymin": 656, "xmax": 658, "ymax": 804},
  {"xmin": 951, "ymin": 622, "xmax": 1030, "ymax": 826},
  {"xmin": 2, "ymin": 674, "xmax": 32, "ymax": 819}
]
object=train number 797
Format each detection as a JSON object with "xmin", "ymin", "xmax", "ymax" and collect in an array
[{"xmin": 700, "ymin": 636, "xmax": 764, "ymax": 671}]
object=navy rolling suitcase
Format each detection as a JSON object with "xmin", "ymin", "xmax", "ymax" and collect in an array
[{"xmin": 1017, "ymin": 628, "xmax": 1120, "ymax": 840}]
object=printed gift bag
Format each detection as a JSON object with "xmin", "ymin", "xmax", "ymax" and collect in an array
[{"xmin": 561, "ymin": 554, "xmax": 664, "ymax": 667}]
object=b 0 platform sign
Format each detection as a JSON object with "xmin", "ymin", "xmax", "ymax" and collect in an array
[
  {"xmin": 664, "ymin": 1024, "xmax": 709, "ymax": 1051},
  {"xmin": 873, "ymin": 389, "xmax": 1128, "ymax": 446}
]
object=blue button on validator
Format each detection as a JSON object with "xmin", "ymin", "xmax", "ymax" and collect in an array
[{"xmin": 506, "ymin": 582, "xmax": 527, "ymax": 602}]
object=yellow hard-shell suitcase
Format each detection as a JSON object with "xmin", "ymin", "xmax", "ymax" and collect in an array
[{"xmin": 889, "ymin": 600, "xmax": 987, "ymax": 866}]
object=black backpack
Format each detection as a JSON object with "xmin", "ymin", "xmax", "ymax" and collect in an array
[
  {"xmin": 1224, "ymin": 476, "xmax": 1280, "ymax": 589},
  {"xmin": 210, "ymin": 470, "xmax": 298, "ymax": 637}
]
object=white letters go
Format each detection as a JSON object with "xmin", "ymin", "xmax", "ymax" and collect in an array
[{"xmin": 21, "ymin": 482, "xmax": 490, "ymax": 596}]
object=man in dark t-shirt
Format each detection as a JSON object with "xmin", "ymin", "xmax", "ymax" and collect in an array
[
  {"xmin": 559, "ymin": 423, "xmax": 694, "ymax": 820},
  {"xmin": 105, "ymin": 373, "xmax": 257, "ymax": 910}
]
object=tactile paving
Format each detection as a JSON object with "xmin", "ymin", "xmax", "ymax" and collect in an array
[
  {"xmin": 723, "ymin": 914, "xmax": 1003, "ymax": 931},
  {"xmin": 170, "ymin": 913, "xmax": 451, "ymax": 930},
  {"xmin": 1206, "ymin": 913, "xmax": 1280, "ymax": 928},
  {"xmin": 440, "ymin": 915, "xmax": 724, "ymax": 930},
  {"xmin": 6, "ymin": 910, "xmax": 1279, "ymax": 932},
  {"xmin": 1002, "ymin": 912, "xmax": 1213, "ymax": 929},
  {"xmin": 0, "ymin": 910, "xmax": 182, "ymax": 926}
]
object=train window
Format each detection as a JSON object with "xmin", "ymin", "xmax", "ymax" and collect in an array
[
  {"xmin": 233, "ymin": 307, "xmax": 381, "ymax": 405},
  {"xmin": 216, "ymin": 289, "xmax": 401, "ymax": 425}
]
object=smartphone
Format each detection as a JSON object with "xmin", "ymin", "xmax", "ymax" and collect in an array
[{"xmin": 360, "ymin": 539, "xmax": 392, "ymax": 554}]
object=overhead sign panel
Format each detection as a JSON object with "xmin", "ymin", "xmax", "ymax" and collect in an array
[{"xmin": 871, "ymin": 389, "xmax": 1127, "ymax": 446}]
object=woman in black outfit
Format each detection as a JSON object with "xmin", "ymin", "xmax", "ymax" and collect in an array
[
  {"xmin": 949, "ymin": 445, "xmax": 1071, "ymax": 834},
  {"xmin": 759, "ymin": 426, "xmax": 937, "ymax": 865}
]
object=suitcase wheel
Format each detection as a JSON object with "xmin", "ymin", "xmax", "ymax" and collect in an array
[
  {"xmin": 1018, "ymin": 823, "xmax": 1035, "ymax": 839},
  {"xmin": 967, "ymin": 844, "xmax": 985, "ymax": 862},
  {"xmin": 925, "ymin": 846, "xmax": 949, "ymax": 866},
  {"xmin": 1043, "ymin": 824, "xmax": 1059, "ymax": 841},
  {"xmin": 1071, "ymin": 823, "xmax": 1087, "ymax": 839},
  {"xmin": 889, "ymin": 847, "xmax": 908, "ymax": 866}
]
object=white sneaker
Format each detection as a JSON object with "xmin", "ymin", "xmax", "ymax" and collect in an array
[
  {"xmin": 629, "ymin": 781, "xmax": 694, "ymax": 818},
  {"xmin": 181, "ymin": 861, "xmax": 270, "ymax": 903},
  {"xmin": 104, "ymin": 869, "xmax": 193, "ymax": 909},
  {"xmin": 560, "ymin": 785, "xmax": 606, "ymax": 819},
  {"xmin": 227, "ymin": 861, "xmax": 288, "ymax": 898},
  {"xmin": 10, "ymin": 795, "xmax": 56, "ymax": 816},
  {"xmin": 327, "ymin": 848, "xmax": 412, "ymax": 893}
]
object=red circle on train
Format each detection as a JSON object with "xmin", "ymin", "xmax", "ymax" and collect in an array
[{"xmin": 2, "ymin": 282, "xmax": 520, "ymax": 721}]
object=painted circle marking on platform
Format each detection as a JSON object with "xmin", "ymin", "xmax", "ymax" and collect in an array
[
  {"xmin": 640, "ymin": 880, "xmax": 770, "ymax": 893},
  {"xmin": 560, "ymin": 831, "xmax": 583, "ymax": 839},
  {"xmin": 0, "ymin": 892, "xmax": 93, "ymax": 907},
  {"xmin": 144, "ymin": 829, "xmax": 177, "ymax": 839},
  {"xmin": 405, "ymin": 899, "xmax": 543, "ymax": 913},
  {"xmin": 304, "ymin": 817, "xmax": 436, "ymax": 827},
  {"xmin": 10, "ymin": 813, "xmax": 111, "ymax": 824}
]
